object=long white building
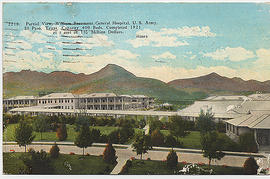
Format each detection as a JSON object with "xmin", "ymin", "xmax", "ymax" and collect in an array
[{"xmin": 3, "ymin": 92, "xmax": 154, "ymax": 111}]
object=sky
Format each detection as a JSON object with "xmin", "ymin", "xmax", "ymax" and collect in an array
[{"xmin": 2, "ymin": 3, "xmax": 270, "ymax": 82}]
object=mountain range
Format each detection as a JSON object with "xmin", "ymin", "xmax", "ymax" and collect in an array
[{"xmin": 3, "ymin": 64, "xmax": 270, "ymax": 102}]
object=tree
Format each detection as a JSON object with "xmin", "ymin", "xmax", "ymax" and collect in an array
[
  {"xmin": 14, "ymin": 120, "xmax": 35, "ymax": 152},
  {"xmin": 151, "ymin": 129, "xmax": 165, "ymax": 146},
  {"xmin": 169, "ymin": 116, "xmax": 188, "ymax": 141},
  {"xmin": 49, "ymin": 143, "xmax": 60, "ymax": 158},
  {"xmin": 201, "ymin": 131, "xmax": 225, "ymax": 167},
  {"xmin": 166, "ymin": 149, "xmax": 178, "ymax": 169},
  {"xmin": 196, "ymin": 109, "xmax": 216, "ymax": 134},
  {"xmin": 32, "ymin": 115, "xmax": 50, "ymax": 140},
  {"xmin": 239, "ymin": 132, "xmax": 258, "ymax": 153},
  {"xmin": 90, "ymin": 128, "xmax": 101, "ymax": 142},
  {"xmin": 74, "ymin": 125, "xmax": 93, "ymax": 156},
  {"xmin": 243, "ymin": 157, "xmax": 259, "ymax": 175},
  {"xmin": 103, "ymin": 143, "xmax": 117, "ymax": 164},
  {"xmin": 56, "ymin": 123, "xmax": 67, "ymax": 141},
  {"xmin": 132, "ymin": 132, "xmax": 152, "ymax": 160},
  {"xmin": 164, "ymin": 135, "xmax": 177, "ymax": 149}
]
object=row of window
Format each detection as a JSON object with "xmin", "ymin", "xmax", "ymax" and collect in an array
[
  {"xmin": 38, "ymin": 99, "xmax": 74, "ymax": 104},
  {"xmin": 80, "ymin": 99, "xmax": 123, "ymax": 103},
  {"xmin": 59, "ymin": 106, "xmax": 74, "ymax": 109}
]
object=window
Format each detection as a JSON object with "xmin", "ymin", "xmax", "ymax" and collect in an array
[{"xmin": 71, "ymin": 100, "xmax": 73, "ymax": 103}]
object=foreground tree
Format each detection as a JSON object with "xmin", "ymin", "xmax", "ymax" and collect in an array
[
  {"xmin": 32, "ymin": 115, "xmax": 50, "ymax": 140},
  {"xmin": 49, "ymin": 143, "xmax": 60, "ymax": 158},
  {"xmin": 103, "ymin": 143, "xmax": 117, "ymax": 164},
  {"xmin": 169, "ymin": 116, "xmax": 188, "ymax": 141},
  {"xmin": 132, "ymin": 132, "xmax": 152, "ymax": 160},
  {"xmin": 14, "ymin": 120, "xmax": 35, "ymax": 152},
  {"xmin": 196, "ymin": 109, "xmax": 216, "ymax": 134},
  {"xmin": 56, "ymin": 123, "xmax": 67, "ymax": 141},
  {"xmin": 201, "ymin": 131, "xmax": 225, "ymax": 167},
  {"xmin": 243, "ymin": 157, "xmax": 259, "ymax": 175},
  {"xmin": 74, "ymin": 125, "xmax": 93, "ymax": 156},
  {"xmin": 166, "ymin": 149, "xmax": 178, "ymax": 169}
]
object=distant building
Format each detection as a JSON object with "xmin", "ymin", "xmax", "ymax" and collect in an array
[
  {"xmin": 178, "ymin": 94, "xmax": 270, "ymax": 122},
  {"xmin": 3, "ymin": 92, "xmax": 154, "ymax": 112},
  {"xmin": 37, "ymin": 93, "xmax": 79, "ymax": 110},
  {"xmin": 3, "ymin": 96, "xmax": 37, "ymax": 112}
]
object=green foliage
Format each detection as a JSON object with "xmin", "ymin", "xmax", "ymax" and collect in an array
[
  {"xmin": 56, "ymin": 123, "xmax": 67, "ymax": 141},
  {"xmin": 22, "ymin": 149, "xmax": 54, "ymax": 174},
  {"xmin": 239, "ymin": 132, "xmax": 258, "ymax": 153},
  {"xmin": 74, "ymin": 125, "xmax": 93, "ymax": 156},
  {"xmin": 243, "ymin": 157, "xmax": 259, "ymax": 175},
  {"xmin": 201, "ymin": 131, "xmax": 225, "ymax": 166},
  {"xmin": 151, "ymin": 129, "xmax": 165, "ymax": 146},
  {"xmin": 169, "ymin": 116, "xmax": 188, "ymax": 141},
  {"xmin": 132, "ymin": 132, "xmax": 152, "ymax": 160},
  {"xmin": 138, "ymin": 118, "xmax": 146, "ymax": 129},
  {"xmin": 103, "ymin": 143, "xmax": 117, "ymax": 164},
  {"xmin": 164, "ymin": 135, "xmax": 178, "ymax": 149},
  {"xmin": 196, "ymin": 109, "xmax": 216, "ymax": 134},
  {"xmin": 91, "ymin": 128, "xmax": 101, "ymax": 142},
  {"xmin": 50, "ymin": 143, "xmax": 60, "ymax": 158},
  {"xmin": 149, "ymin": 117, "xmax": 163, "ymax": 133},
  {"xmin": 32, "ymin": 115, "xmax": 50, "ymax": 140},
  {"xmin": 14, "ymin": 120, "xmax": 35, "ymax": 152},
  {"xmin": 166, "ymin": 150, "xmax": 178, "ymax": 169}
]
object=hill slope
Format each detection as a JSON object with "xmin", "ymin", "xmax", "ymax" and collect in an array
[
  {"xmin": 168, "ymin": 72, "xmax": 270, "ymax": 93},
  {"xmin": 3, "ymin": 64, "xmax": 198, "ymax": 102}
]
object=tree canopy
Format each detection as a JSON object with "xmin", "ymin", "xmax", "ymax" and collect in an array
[
  {"xmin": 132, "ymin": 132, "xmax": 152, "ymax": 160},
  {"xmin": 200, "ymin": 131, "xmax": 225, "ymax": 167},
  {"xmin": 14, "ymin": 120, "xmax": 35, "ymax": 152},
  {"xmin": 74, "ymin": 125, "xmax": 93, "ymax": 156}
]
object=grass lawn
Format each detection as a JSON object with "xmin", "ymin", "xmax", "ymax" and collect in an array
[
  {"xmin": 3, "ymin": 152, "xmax": 116, "ymax": 175},
  {"xmin": 120, "ymin": 159, "xmax": 245, "ymax": 175},
  {"xmin": 3, "ymin": 124, "xmax": 120, "ymax": 142},
  {"xmin": 161, "ymin": 130, "xmax": 202, "ymax": 149}
]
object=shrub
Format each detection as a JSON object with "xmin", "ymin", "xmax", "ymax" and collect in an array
[
  {"xmin": 164, "ymin": 134, "xmax": 177, "ymax": 148},
  {"xmin": 243, "ymin": 157, "xmax": 259, "ymax": 175},
  {"xmin": 166, "ymin": 150, "xmax": 178, "ymax": 169},
  {"xmin": 151, "ymin": 129, "xmax": 165, "ymax": 146},
  {"xmin": 56, "ymin": 123, "xmax": 67, "ymax": 141},
  {"xmin": 103, "ymin": 143, "xmax": 117, "ymax": 164},
  {"xmin": 49, "ymin": 143, "xmax": 60, "ymax": 158}
]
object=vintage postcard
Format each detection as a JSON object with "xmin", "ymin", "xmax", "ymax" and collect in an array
[{"xmin": 2, "ymin": 2, "xmax": 270, "ymax": 176}]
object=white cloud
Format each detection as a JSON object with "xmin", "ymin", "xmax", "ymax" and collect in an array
[
  {"xmin": 3, "ymin": 50, "xmax": 55, "ymax": 72},
  {"xmin": 127, "ymin": 29, "xmax": 189, "ymax": 48},
  {"xmin": 255, "ymin": 48, "xmax": 270, "ymax": 66},
  {"xmin": 7, "ymin": 40, "xmax": 32, "ymax": 50},
  {"xmin": 203, "ymin": 47, "xmax": 255, "ymax": 61},
  {"xmin": 20, "ymin": 30, "xmax": 47, "ymax": 43},
  {"xmin": 152, "ymin": 51, "xmax": 176, "ymax": 60},
  {"xmin": 110, "ymin": 49, "xmax": 139, "ymax": 59},
  {"xmin": 160, "ymin": 26, "xmax": 216, "ymax": 37}
]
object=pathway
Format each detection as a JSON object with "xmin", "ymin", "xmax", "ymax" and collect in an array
[{"xmin": 2, "ymin": 143, "xmax": 270, "ymax": 174}]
